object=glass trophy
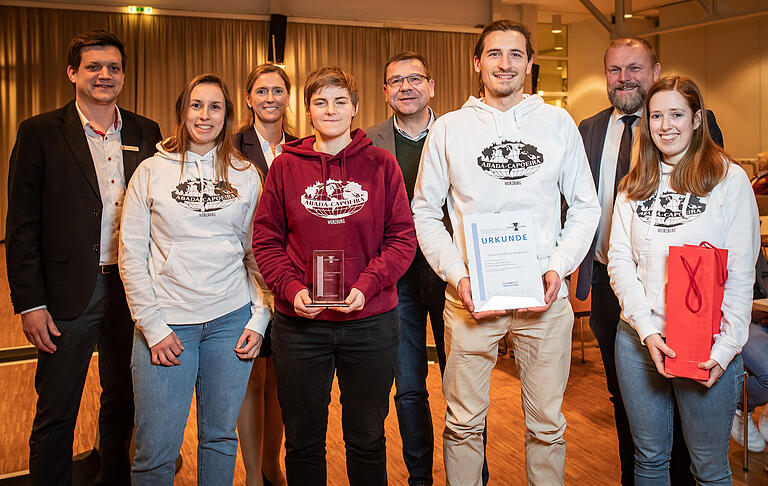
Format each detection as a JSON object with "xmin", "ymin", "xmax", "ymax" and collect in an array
[{"xmin": 308, "ymin": 250, "xmax": 348, "ymax": 307}]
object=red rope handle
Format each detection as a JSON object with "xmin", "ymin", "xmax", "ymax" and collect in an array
[
  {"xmin": 680, "ymin": 255, "xmax": 703, "ymax": 313},
  {"xmin": 699, "ymin": 241, "xmax": 728, "ymax": 285}
]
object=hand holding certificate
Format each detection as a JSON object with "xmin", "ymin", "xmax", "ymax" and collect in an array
[{"xmin": 462, "ymin": 211, "xmax": 548, "ymax": 313}]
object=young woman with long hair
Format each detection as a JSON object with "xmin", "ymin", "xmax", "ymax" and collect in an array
[
  {"xmin": 119, "ymin": 73, "xmax": 271, "ymax": 485},
  {"xmin": 234, "ymin": 63, "xmax": 295, "ymax": 486},
  {"xmin": 608, "ymin": 75, "xmax": 759, "ymax": 485}
]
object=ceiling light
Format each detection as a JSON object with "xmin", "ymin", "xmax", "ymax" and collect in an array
[{"xmin": 551, "ymin": 15, "xmax": 563, "ymax": 34}]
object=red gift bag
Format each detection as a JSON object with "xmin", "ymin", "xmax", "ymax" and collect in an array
[{"xmin": 665, "ymin": 241, "xmax": 728, "ymax": 380}]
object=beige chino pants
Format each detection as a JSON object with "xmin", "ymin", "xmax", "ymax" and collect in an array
[{"xmin": 442, "ymin": 296, "xmax": 574, "ymax": 486}]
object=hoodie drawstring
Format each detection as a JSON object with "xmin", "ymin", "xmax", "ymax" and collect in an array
[
  {"xmin": 341, "ymin": 151, "xmax": 347, "ymax": 183},
  {"xmin": 645, "ymin": 183, "xmax": 663, "ymax": 240},
  {"xmin": 681, "ymin": 193, "xmax": 692, "ymax": 219},
  {"xmin": 194, "ymin": 159, "xmax": 204, "ymax": 212},
  {"xmin": 491, "ymin": 113, "xmax": 502, "ymax": 138},
  {"xmin": 320, "ymin": 154, "xmax": 328, "ymax": 199}
]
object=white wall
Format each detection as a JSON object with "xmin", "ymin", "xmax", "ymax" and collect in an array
[
  {"xmin": 567, "ymin": 17, "xmax": 610, "ymax": 124},
  {"xmin": 568, "ymin": 4, "xmax": 768, "ymax": 158},
  {"xmin": 659, "ymin": 1, "xmax": 768, "ymax": 158}
]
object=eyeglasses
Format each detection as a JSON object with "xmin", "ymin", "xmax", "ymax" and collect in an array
[{"xmin": 385, "ymin": 73, "xmax": 429, "ymax": 88}]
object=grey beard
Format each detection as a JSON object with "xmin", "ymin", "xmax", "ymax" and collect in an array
[{"xmin": 608, "ymin": 85, "xmax": 646, "ymax": 113}]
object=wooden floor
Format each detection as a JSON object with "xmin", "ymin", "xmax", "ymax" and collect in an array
[{"xmin": 1, "ymin": 242, "xmax": 767, "ymax": 484}]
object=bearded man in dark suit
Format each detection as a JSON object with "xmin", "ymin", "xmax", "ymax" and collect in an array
[{"xmin": 575, "ymin": 37, "xmax": 723, "ymax": 486}]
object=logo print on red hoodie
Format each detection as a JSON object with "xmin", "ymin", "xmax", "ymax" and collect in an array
[
  {"xmin": 477, "ymin": 140, "xmax": 544, "ymax": 180},
  {"xmin": 172, "ymin": 178, "xmax": 237, "ymax": 212},
  {"xmin": 301, "ymin": 179, "xmax": 368, "ymax": 220}
]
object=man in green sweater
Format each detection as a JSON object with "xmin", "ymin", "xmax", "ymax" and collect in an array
[{"xmin": 366, "ymin": 51, "xmax": 488, "ymax": 486}]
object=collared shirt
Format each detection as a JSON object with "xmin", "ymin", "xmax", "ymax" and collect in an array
[
  {"xmin": 393, "ymin": 108, "xmax": 435, "ymax": 142},
  {"xmin": 594, "ymin": 107, "xmax": 642, "ymax": 264},
  {"xmin": 254, "ymin": 127, "xmax": 285, "ymax": 169},
  {"xmin": 75, "ymin": 101, "xmax": 125, "ymax": 266}
]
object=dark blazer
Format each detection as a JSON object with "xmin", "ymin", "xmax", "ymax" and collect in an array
[
  {"xmin": 365, "ymin": 116, "xmax": 447, "ymax": 307},
  {"xmin": 234, "ymin": 126, "xmax": 298, "ymax": 177},
  {"xmin": 6, "ymin": 100, "xmax": 162, "ymax": 319},
  {"xmin": 365, "ymin": 117, "xmax": 397, "ymax": 156},
  {"xmin": 574, "ymin": 107, "xmax": 724, "ymax": 300}
]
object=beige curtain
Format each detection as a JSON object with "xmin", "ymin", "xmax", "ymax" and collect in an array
[
  {"xmin": 1, "ymin": 6, "xmax": 479, "ymax": 239},
  {"xmin": 0, "ymin": 6, "xmax": 269, "ymax": 239},
  {"xmin": 285, "ymin": 23, "xmax": 479, "ymax": 137}
]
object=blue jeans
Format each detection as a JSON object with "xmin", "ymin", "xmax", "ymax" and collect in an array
[
  {"xmin": 740, "ymin": 322, "xmax": 768, "ymax": 412},
  {"xmin": 590, "ymin": 262, "xmax": 694, "ymax": 486},
  {"xmin": 615, "ymin": 320, "xmax": 743, "ymax": 486},
  {"xmin": 131, "ymin": 304, "xmax": 254, "ymax": 485},
  {"xmin": 271, "ymin": 309, "xmax": 399, "ymax": 486}
]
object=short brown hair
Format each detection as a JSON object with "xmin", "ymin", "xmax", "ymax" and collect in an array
[
  {"xmin": 383, "ymin": 51, "xmax": 433, "ymax": 82},
  {"xmin": 474, "ymin": 20, "xmax": 533, "ymax": 61},
  {"xmin": 304, "ymin": 66, "xmax": 359, "ymax": 108},
  {"xmin": 67, "ymin": 30, "xmax": 126, "ymax": 70},
  {"xmin": 474, "ymin": 20, "xmax": 533, "ymax": 97},
  {"xmin": 604, "ymin": 37, "xmax": 658, "ymax": 67}
]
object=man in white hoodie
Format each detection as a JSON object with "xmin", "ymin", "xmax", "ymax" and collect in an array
[{"xmin": 412, "ymin": 20, "xmax": 600, "ymax": 486}]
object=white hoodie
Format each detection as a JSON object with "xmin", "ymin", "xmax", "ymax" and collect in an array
[
  {"xmin": 412, "ymin": 95, "xmax": 600, "ymax": 303},
  {"xmin": 119, "ymin": 142, "xmax": 271, "ymax": 347},
  {"xmin": 608, "ymin": 160, "xmax": 759, "ymax": 369}
]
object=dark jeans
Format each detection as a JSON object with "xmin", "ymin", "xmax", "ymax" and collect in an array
[
  {"xmin": 394, "ymin": 275, "xmax": 445, "ymax": 486},
  {"xmin": 29, "ymin": 270, "xmax": 134, "ymax": 486},
  {"xmin": 271, "ymin": 309, "xmax": 399, "ymax": 486},
  {"xmin": 590, "ymin": 262, "xmax": 694, "ymax": 486}
]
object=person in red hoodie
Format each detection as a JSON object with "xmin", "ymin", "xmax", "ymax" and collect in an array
[{"xmin": 251, "ymin": 66, "xmax": 416, "ymax": 486}]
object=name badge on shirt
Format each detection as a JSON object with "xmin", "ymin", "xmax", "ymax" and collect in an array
[{"xmin": 121, "ymin": 145, "xmax": 139, "ymax": 152}]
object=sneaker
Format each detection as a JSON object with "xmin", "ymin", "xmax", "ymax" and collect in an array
[
  {"xmin": 758, "ymin": 407, "xmax": 768, "ymax": 442},
  {"xmin": 732, "ymin": 410, "xmax": 766, "ymax": 452}
]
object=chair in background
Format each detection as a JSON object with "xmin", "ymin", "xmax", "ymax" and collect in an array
[{"xmin": 569, "ymin": 269, "xmax": 590, "ymax": 364}]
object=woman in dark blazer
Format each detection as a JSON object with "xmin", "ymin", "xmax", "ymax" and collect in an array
[{"xmin": 235, "ymin": 63, "xmax": 295, "ymax": 486}]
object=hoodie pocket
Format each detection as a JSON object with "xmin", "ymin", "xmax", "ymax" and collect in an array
[{"xmin": 157, "ymin": 238, "xmax": 244, "ymax": 302}]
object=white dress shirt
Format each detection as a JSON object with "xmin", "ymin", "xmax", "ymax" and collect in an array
[
  {"xmin": 393, "ymin": 108, "xmax": 435, "ymax": 141},
  {"xmin": 75, "ymin": 102, "xmax": 125, "ymax": 266},
  {"xmin": 254, "ymin": 127, "xmax": 285, "ymax": 169},
  {"xmin": 594, "ymin": 108, "xmax": 642, "ymax": 264}
]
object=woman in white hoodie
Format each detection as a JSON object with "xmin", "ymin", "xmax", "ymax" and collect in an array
[
  {"xmin": 119, "ymin": 73, "xmax": 270, "ymax": 485},
  {"xmin": 608, "ymin": 75, "xmax": 759, "ymax": 485}
]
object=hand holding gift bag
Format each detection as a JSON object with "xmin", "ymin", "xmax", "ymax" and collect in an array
[{"xmin": 665, "ymin": 241, "xmax": 728, "ymax": 380}]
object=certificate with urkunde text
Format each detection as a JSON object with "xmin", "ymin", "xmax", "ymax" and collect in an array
[{"xmin": 463, "ymin": 210, "xmax": 546, "ymax": 312}]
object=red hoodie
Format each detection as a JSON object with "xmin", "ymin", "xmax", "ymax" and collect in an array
[{"xmin": 252, "ymin": 128, "xmax": 416, "ymax": 321}]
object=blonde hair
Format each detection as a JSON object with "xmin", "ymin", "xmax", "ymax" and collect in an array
[{"xmin": 240, "ymin": 64, "xmax": 294, "ymax": 135}]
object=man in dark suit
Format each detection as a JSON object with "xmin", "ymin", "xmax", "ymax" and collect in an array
[
  {"xmin": 6, "ymin": 30, "xmax": 161, "ymax": 485},
  {"xmin": 575, "ymin": 37, "xmax": 723, "ymax": 486},
  {"xmin": 366, "ymin": 51, "xmax": 452, "ymax": 486}
]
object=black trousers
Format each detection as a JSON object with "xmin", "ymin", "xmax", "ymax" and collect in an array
[
  {"xmin": 590, "ymin": 261, "xmax": 695, "ymax": 486},
  {"xmin": 29, "ymin": 271, "xmax": 134, "ymax": 486},
  {"xmin": 271, "ymin": 309, "xmax": 399, "ymax": 486}
]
